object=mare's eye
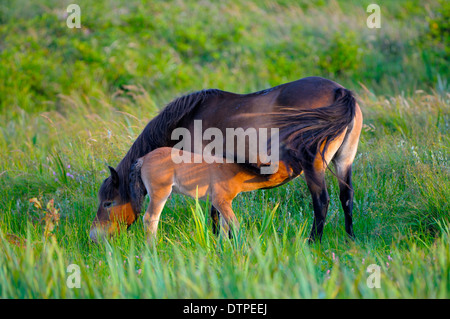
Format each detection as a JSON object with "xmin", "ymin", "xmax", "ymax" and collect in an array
[{"xmin": 103, "ymin": 202, "xmax": 113, "ymax": 208}]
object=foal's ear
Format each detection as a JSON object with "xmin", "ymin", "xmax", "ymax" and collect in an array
[{"xmin": 108, "ymin": 166, "xmax": 119, "ymax": 187}]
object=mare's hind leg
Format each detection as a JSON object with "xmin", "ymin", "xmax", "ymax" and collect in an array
[
  {"xmin": 304, "ymin": 168, "xmax": 329, "ymax": 243},
  {"xmin": 210, "ymin": 205, "xmax": 220, "ymax": 236},
  {"xmin": 304, "ymin": 130, "xmax": 349, "ymax": 242},
  {"xmin": 332, "ymin": 102, "xmax": 362, "ymax": 239},
  {"xmin": 143, "ymin": 186, "xmax": 172, "ymax": 242},
  {"xmin": 335, "ymin": 164, "xmax": 355, "ymax": 238}
]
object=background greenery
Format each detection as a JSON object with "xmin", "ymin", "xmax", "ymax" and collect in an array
[{"xmin": 0, "ymin": 0, "xmax": 448, "ymax": 298}]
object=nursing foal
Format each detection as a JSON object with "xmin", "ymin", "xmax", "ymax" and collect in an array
[{"xmin": 129, "ymin": 147, "xmax": 298, "ymax": 240}]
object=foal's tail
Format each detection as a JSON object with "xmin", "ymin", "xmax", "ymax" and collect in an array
[
  {"xmin": 274, "ymin": 88, "xmax": 356, "ymax": 178},
  {"xmin": 129, "ymin": 158, "xmax": 146, "ymax": 215}
]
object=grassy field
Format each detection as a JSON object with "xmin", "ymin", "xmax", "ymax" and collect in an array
[{"xmin": 0, "ymin": 0, "xmax": 449, "ymax": 298}]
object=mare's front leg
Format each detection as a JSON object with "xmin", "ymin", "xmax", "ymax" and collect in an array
[
  {"xmin": 210, "ymin": 205, "xmax": 220, "ymax": 236},
  {"xmin": 143, "ymin": 186, "xmax": 172, "ymax": 243},
  {"xmin": 212, "ymin": 199, "xmax": 238, "ymax": 239}
]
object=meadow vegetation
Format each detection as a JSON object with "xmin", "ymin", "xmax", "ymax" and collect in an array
[{"xmin": 0, "ymin": 0, "xmax": 448, "ymax": 298}]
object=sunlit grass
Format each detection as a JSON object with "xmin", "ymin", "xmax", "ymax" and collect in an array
[
  {"xmin": 0, "ymin": 0, "xmax": 449, "ymax": 299},
  {"xmin": 0, "ymin": 89, "xmax": 449, "ymax": 298},
  {"xmin": 1, "ymin": 205, "xmax": 449, "ymax": 298}
]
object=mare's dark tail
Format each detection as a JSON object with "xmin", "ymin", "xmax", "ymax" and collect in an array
[{"xmin": 274, "ymin": 88, "xmax": 356, "ymax": 182}]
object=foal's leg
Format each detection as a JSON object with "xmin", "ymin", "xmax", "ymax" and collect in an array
[{"xmin": 143, "ymin": 186, "xmax": 172, "ymax": 243}]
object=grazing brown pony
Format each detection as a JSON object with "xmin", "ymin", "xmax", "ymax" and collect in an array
[{"xmin": 90, "ymin": 76, "xmax": 363, "ymax": 243}]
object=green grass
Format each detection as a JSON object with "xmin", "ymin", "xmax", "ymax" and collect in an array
[{"xmin": 0, "ymin": 0, "xmax": 449, "ymax": 298}]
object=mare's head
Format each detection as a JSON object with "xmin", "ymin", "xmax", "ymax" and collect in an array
[{"xmin": 89, "ymin": 166, "xmax": 136, "ymax": 243}]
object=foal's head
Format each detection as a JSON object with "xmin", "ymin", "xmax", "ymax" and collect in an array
[{"xmin": 90, "ymin": 166, "xmax": 136, "ymax": 243}]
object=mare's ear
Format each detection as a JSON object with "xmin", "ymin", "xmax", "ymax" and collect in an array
[{"xmin": 108, "ymin": 166, "xmax": 119, "ymax": 187}]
